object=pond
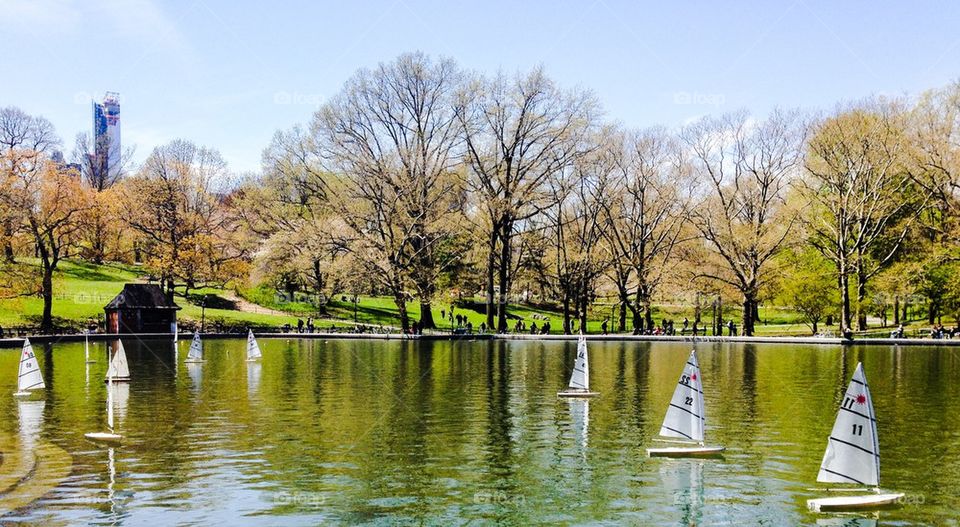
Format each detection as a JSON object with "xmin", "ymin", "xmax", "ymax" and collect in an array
[{"xmin": 0, "ymin": 338, "xmax": 957, "ymax": 525}]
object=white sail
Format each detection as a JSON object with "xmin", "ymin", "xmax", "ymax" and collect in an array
[
  {"xmin": 658, "ymin": 349, "xmax": 705, "ymax": 443},
  {"xmin": 106, "ymin": 341, "xmax": 130, "ymax": 380},
  {"xmin": 246, "ymin": 330, "xmax": 262, "ymax": 360},
  {"xmin": 17, "ymin": 338, "xmax": 45, "ymax": 392},
  {"xmin": 817, "ymin": 362, "xmax": 880, "ymax": 486},
  {"xmin": 187, "ymin": 331, "xmax": 203, "ymax": 361},
  {"xmin": 567, "ymin": 335, "xmax": 589, "ymax": 390}
]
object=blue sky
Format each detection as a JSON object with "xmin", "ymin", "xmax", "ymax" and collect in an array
[{"xmin": 1, "ymin": 0, "xmax": 958, "ymax": 173}]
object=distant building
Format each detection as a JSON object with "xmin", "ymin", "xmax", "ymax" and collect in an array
[
  {"xmin": 91, "ymin": 92, "xmax": 121, "ymax": 182},
  {"xmin": 50, "ymin": 150, "xmax": 82, "ymax": 176},
  {"xmin": 104, "ymin": 284, "xmax": 180, "ymax": 334}
]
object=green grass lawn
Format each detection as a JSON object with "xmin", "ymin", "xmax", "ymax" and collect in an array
[
  {"xmin": 4, "ymin": 258, "xmax": 931, "ymax": 337},
  {"xmin": 0, "ymin": 259, "xmax": 295, "ymax": 331}
]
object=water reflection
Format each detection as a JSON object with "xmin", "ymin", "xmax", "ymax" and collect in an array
[
  {"xmin": 0, "ymin": 339, "xmax": 956, "ymax": 524},
  {"xmin": 566, "ymin": 399, "xmax": 589, "ymax": 455},
  {"xmin": 17, "ymin": 398, "xmax": 44, "ymax": 451},
  {"xmin": 659, "ymin": 460, "xmax": 704, "ymax": 526}
]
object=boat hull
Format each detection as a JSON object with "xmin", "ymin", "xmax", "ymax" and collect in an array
[
  {"xmin": 103, "ymin": 377, "xmax": 130, "ymax": 383},
  {"xmin": 184, "ymin": 360, "xmax": 205, "ymax": 364},
  {"xmin": 807, "ymin": 493, "xmax": 904, "ymax": 512},
  {"xmin": 557, "ymin": 390, "xmax": 599, "ymax": 398},
  {"xmin": 12, "ymin": 391, "xmax": 35, "ymax": 398},
  {"xmin": 646, "ymin": 446, "xmax": 725, "ymax": 458},
  {"xmin": 84, "ymin": 432, "xmax": 123, "ymax": 444}
]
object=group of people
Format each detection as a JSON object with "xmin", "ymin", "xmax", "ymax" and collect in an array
[
  {"xmin": 929, "ymin": 324, "xmax": 959, "ymax": 339},
  {"xmin": 294, "ymin": 318, "xmax": 315, "ymax": 333},
  {"xmin": 513, "ymin": 319, "xmax": 551, "ymax": 335}
]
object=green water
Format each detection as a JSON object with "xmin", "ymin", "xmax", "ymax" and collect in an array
[{"xmin": 0, "ymin": 338, "xmax": 958, "ymax": 526}]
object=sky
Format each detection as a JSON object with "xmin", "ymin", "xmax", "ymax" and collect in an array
[{"xmin": 1, "ymin": 0, "xmax": 958, "ymax": 173}]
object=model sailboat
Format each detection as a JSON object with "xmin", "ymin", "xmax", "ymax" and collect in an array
[
  {"xmin": 105, "ymin": 341, "xmax": 131, "ymax": 382},
  {"xmin": 13, "ymin": 339, "xmax": 45, "ymax": 397},
  {"xmin": 557, "ymin": 335, "xmax": 599, "ymax": 397},
  {"xmin": 647, "ymin": 350, "xmax": 724, "ymax": 457},
  {"xmin": 185, "ymin": 331, "xmax": 204, "ymax": 363},
  {"xmin": 807, "ymin": 362, "xmax": 903, "ymax": 512},
  {"xmin": 246, "ymin": 330, "xmax": 262, "ymax": 362},
  {"xmin": 86, "ymin": 355, "xmax": 123, "ymax": 443}
]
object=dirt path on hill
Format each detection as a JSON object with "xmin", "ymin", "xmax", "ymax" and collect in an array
[{"xmin": 221, "ymin": 292, "xmax": 290, "ymax": 317}]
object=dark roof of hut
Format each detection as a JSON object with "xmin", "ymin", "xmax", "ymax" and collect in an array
[{"xmin": 104, "ymin": 284, "xmax": 181, "ymax": 310}]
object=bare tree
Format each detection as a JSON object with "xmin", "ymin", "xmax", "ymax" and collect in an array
[
  {"xmin": 70, "ymin": 132, "xmax": 135, "ymax": 263},
  {"xmin": 122, "ymin": 139, "xmax": 236, "ymax": 296},
  {"xmin": 0, "ymin": 107, "xmax": 58, "ymax": 262},
  {"xmin": 543, "ymin": 139, "xmax": 612, "ymax": 333},
  {"xmin": 908, "ymin": 83, "xmax": 960, "ymax": 243},
  {"xmin": 312, "ymin": 52, "xmax": 465, "ymax": 331},
  {"xmin": 803, "ymin": 100, "xmax": 924, "ymax": 331},
  {"xmin": 600, "ymin": 127, "xmax": 689, "ymax": 332},
  {"xmin": 457, "ymin": 67, "xmax": 598, "ymax": 331},
  {"xmin": 683, "ymin": 109, "xmax": 806, "ymax": 336}
]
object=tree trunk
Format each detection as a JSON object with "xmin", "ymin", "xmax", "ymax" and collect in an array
[
  {"xmin": 496, "ymin": 220, "xmax": 512, "ymax": 333},
  {"xmin": 40, "ymin": 265, "xmax": 54, "ymax": 333},
  {"xmin": 741, "ymin": 296, "xmax": 755, "ymax": 336},
  {"xmin": 615, "ymin": 272, "xmax": 629, "ymax": 332},
  {"xmin": 631, "ymin": 285, "xmax": 643, "ymax": 331},
  {"xmin": 855, "ymin": 261, "xmax": 868, "ymax": 331},
  {"xmin": 839, "ymin": 267, "xmax": 852, "ymax": 331},
  {"xmin": 92, "ymin": 220, "xmax": 105, "ymax": 264},
  {"xmin": 394, "ymin": 292, "xmax": 409, "ymax": 333},
  {"xmin": 562, "ymin": 288, "xmax": 571, "ymax": 335},
  {"xmin": 2, "ymin": 221, "xmax": 14, "ymax": 263},
  {"xmin": 893, "ymin": 295, "xmax": 900, "ymax": 325},
  {"xmin": 485, "ymin": 236, "xmax": 496, "ymax": 330},
  {"xmin": 643, "ymin": 294, "xmax": 654, "ymax": 333},
  {"xmin": 419, "ymin": 301, "xmax": 436, "ymax": 329}
]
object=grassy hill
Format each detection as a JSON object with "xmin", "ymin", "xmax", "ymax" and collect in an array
[{"xmin": 0, "ymin": 259, "xmax": 294, "ymax": 331}]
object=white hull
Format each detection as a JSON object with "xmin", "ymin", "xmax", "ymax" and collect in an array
[
  {"xmin": 807, "ymin": 493, "xmax": 903, "ymax": 512},
  {"xmin": 647, "ymin": 446, "xmax": 725, "ymax": 458},
  {"xmin": 84, "ymin": 431, "xmax": 123, "ymax": 444},
  {"xmin": 103, "ymin": 377, "xmax": 130, "ymax": 383},
  {"xmin": 557, "ymin": 390, "xmax": 599, "ymax": 398},
  {"xmin": 184, "ymin": 359, "xmax": 205, "ymax": 364},
  {"xmin": 12, "ymin": 391, "xmax": 34, "ymax": 398},
  {"xmin": 245, "ymin": 358, "xmax": 260, "ymax": 362}
]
